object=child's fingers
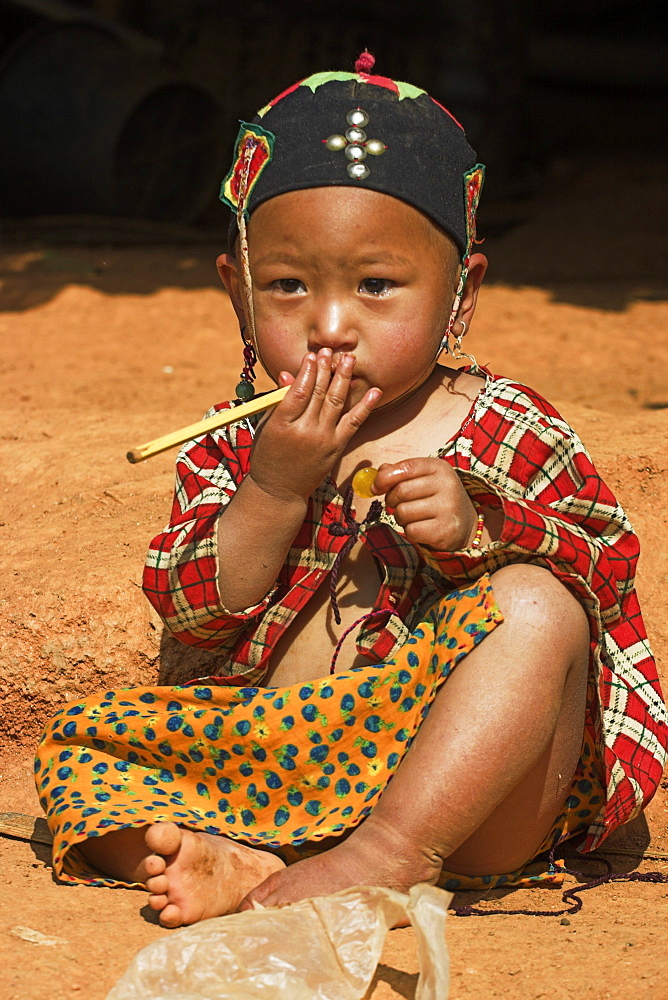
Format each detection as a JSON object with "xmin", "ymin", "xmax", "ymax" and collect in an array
[
  {"xmin": 391, "ymin": 497, "xmax": 439, "ymax": 529},
  {"xmin": 305, "ymin": 348, "xmax": 340, "ymax": 414},
  {"xmin": 396, "ymin": 517, "xmax": 440, "ymax": 545},
  {"xmin": 338, "ymin": 386, "xmax": 383, "ymax": 439},
  {"xmin": 291, "ymin": 349, "xmax": 352, "ymax": 423},
  {"xmin": 252, "ymin": 371, "xmax": 297, "ymax": 431},
  {"xmin": 276, "ymin": 353, "xmax": 318, "ymax": 418},
  {"xmin": 317, "ymin": 352, "xmax": 355, "ymax": 419},
  {"xmin": 383, "ymin": 474, "xmax": 436, "ymax": 511},
  {"xmin": 372, "ymin": 458, "xmax": 439, "ymax": 496}
]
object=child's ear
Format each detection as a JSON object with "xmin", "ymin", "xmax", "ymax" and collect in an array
[
  {"xmin": 458, "ymin": 252, "xmax": 487, "ymax": 328},
  {"xmin": 216, "ymin": 253, "xmax": 247, "ymax": 328}
]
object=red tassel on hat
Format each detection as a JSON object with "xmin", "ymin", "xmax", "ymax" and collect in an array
[{"xmin": 354, "ymin": 51, "xmax": 376, "ymax": 74}]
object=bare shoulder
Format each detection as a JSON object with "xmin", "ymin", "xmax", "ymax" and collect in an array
[
  {"xmin": 338, "ymin": 367, "xmax": 487, "ymax": 479},
  {"xmin": 427, "ymin": 365, "xmax": 486, "ymax": 434},
  {"xmin": 389, "ymin": 367, "xmax": 486, "ymax": 455},
  {"xmin": 438, "ymin": 365, "xmax": 486, "ymax": 405}
]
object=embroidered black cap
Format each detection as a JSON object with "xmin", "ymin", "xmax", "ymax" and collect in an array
[{"xmin": 220, "ymin": 55, "xmax": 484, "ymax": 260}]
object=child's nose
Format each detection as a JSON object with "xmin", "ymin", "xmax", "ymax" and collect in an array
[{"xmin": 307, "ymin": 299, "xmax": 358, "ymax": 353}]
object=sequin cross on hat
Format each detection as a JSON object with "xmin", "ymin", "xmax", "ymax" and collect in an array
[
  {"xmin": 323, "ymin": 107, "xmax": 387, "ymax": 181},
  {"xmin": 220, "ymin": 52, "xmax": 485, "ymax": 261}
]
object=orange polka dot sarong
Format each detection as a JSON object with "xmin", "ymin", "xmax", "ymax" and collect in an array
[{"xmin": 34, "ymin": 575, "xmax": 603, "ymax": 892}]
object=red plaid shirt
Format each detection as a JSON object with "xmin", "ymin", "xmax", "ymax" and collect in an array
[{"xmin": 144, "ymin": 373, "xmax": 667, "ymax": 848}]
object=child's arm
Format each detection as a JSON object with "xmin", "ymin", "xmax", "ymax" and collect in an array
[
  {"xmin": 144, "ymin": 350, "xmax": 380, "ymax": 642},
  {"xmin": 372, "ymin": 382, "xmax": 636, "ymax": 630},
  {"xmin": 216, "ymin": 351, "xmax": 381, "ymax": 612},
  {"xmin": 372, "ymin": 457, "xmax": 501, "ymax": 551},
  {"xmin": 369, "ymin": 392, "xmax": 667, "ymax": 840},
  {"xmin": 142, "ymin": 422, "xmax": 260, "ymax": 650}
]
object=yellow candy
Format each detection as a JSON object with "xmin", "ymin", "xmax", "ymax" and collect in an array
[{"xmin": 352, "ymin": 467, "xmax": 378, "ymax": 498}]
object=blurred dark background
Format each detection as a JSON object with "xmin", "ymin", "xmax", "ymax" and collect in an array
[{"xmin": 0, "ymin": 0, "xmax": 665, "ymax": 232}]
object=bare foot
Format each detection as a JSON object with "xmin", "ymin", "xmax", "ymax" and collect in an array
[
  {"xmin": 144, "ymin": 822, "xmax": 285, "ymax": 928},
  {"xmin": 240, "ymin": 816, "xmax": 442, "ymax": 914}
]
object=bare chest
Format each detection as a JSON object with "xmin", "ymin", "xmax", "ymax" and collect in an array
[
  {"xmin": 262, "ymin": 371, "xmax": 483, "ymax": 687},
  {"xmin": 263, "ymin": 538, "xmax": 381, "ymax": 686},
  {"xmin": 336, "ymin": 370, "xmax": 481, "ymax": 502}
]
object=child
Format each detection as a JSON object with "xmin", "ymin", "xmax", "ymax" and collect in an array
[{"xmin": 36, "ymin": 56, "xmax": 667, "ymax": 930}]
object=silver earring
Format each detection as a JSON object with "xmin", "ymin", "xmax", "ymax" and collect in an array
[
  {"xmin": 441, "ymin": 319, "xmax": 466, "ymax": 358},
  {"xmin": 448, "ymin": 318, "xmax": 480, "ymax": 371},
  {"xmin": 438, "ymin": 319, "xmax": 463, "ymax": 356},
  {"xmin": 452, "ymin": 320, "xmax": 467, "ymax": 356}
]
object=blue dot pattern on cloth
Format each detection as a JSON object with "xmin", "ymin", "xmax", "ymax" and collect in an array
[{"xmin": 33, "ymin": 574, "xmax": 604, "ymax": 893}]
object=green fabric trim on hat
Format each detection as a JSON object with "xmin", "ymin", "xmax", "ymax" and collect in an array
[
  {"xmin": 221, "ymin": 68, "xmax": 482, "ymax": 256},
  {"xmin": 301, "ymin": 73, "xmax": 425, "ymax": 100},
  {"xmin": 301, "ymin": 71, "xmax": 359, "ymax": 92},
  {"xmin": 395, "ymin": 81, "xmax": 427, "ymax": 100},
  {"xmin": 219, "ymin": 121, "xmax": 275, "ymax": 218}
]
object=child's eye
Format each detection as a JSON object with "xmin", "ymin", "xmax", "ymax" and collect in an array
[
  {"xmin": 273, "ymin": 278, "xmax": 306, "ymax": 294},
  {"xmin": 359, "ymin": 278, "xmax": 394, "ymax": 296}
]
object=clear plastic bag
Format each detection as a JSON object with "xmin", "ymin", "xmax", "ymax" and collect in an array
[{"xmin": 107, "ymin": 883, "xmax": 452, "ymax": 1000}]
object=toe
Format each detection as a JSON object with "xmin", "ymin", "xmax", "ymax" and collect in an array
[
  {"xmin": 159, "ymin": 902, "xmax": 185, "ymax": 928},
  {"xmin": 146, "ymin": 873, "xmax": 169, "ymax": 894},
  {"xmin": 148, "ymin": 893, "xmax": 169, "ymax": 911},
  {"xmin": 144, "ymin": 853, "xmax": 167, "ymax": 877},
  {"xmin": 145, "ymin": 821, "xmax": 182, "ymax": 856}
]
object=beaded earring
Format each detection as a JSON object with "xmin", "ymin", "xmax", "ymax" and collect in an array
[
  {"xmin": 438, "ymin": 162, "xmax": 484, "ymax": 371},
  {"xmin": 235, "ymin": 326, "xmax": 257, "ymax": 402},
  {"xmin": 440, "ymin": 260, "xmax": 468, "ymax": 351},
  {"xmin": 448, "ymin": 318, "xmax": 479, "ymax": 370},
  {"xmin": 233, "ymin": 136, "xmax": 261, "ymax": 405},
  {"xmin": 437, "ymin": 262, "xmax": 479, "ymax": 372}
]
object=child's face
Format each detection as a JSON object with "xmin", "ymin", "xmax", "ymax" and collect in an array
[{"xmin": 220, "ymin": 186, "xmax": 482, "ymax": 410}]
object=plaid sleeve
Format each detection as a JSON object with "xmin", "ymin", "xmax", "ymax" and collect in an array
[
  {"xmin": 419, "ymin": 380, "xmax": 636, "ymax": 631},
  {"xmin": 419, "ymin": 378, "xmax": 667, "ymax": 842},
  {"xmin": 142, "ymin": 405, "xmax": 275, "ymax": 648}
]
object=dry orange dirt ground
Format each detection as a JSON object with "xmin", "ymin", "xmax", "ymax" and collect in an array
[{"xmin": 0, "ymin": 156, "xmax": 667, "ymax": 999}]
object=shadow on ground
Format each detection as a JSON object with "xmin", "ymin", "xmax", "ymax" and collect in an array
[
  {"xmin": 1, "ymin": 146, "xmax": 666, "ymax": 315},
  {"xmin": 365, "ymin": 964, "xmax": 419, "ymax": 1000},
  {"xmin": 157, "ymin": 630, "xmax": 232, "ymax": 686}
]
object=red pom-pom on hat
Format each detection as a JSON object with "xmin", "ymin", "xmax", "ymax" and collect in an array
[{"xmin": 354, "ymin": 51, "xmax": 376, "ymax": 74}]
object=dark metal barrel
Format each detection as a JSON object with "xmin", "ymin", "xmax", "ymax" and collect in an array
[{"xmin": 0, "ymin": 22, "xmax": 223, "ymax": 222}]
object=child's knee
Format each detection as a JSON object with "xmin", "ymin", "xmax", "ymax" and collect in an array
[{"xmin": 490, "ymin": 563, "xmax": 589, "ymax": 658}]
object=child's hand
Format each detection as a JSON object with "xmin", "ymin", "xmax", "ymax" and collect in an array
[
  {"xmin": 372, "ymin": 458, "xmax": 478, "ymax": 551},
  {"xmin": 249, "ymin": 349, "xmax": 382, "ymax": 503}
]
